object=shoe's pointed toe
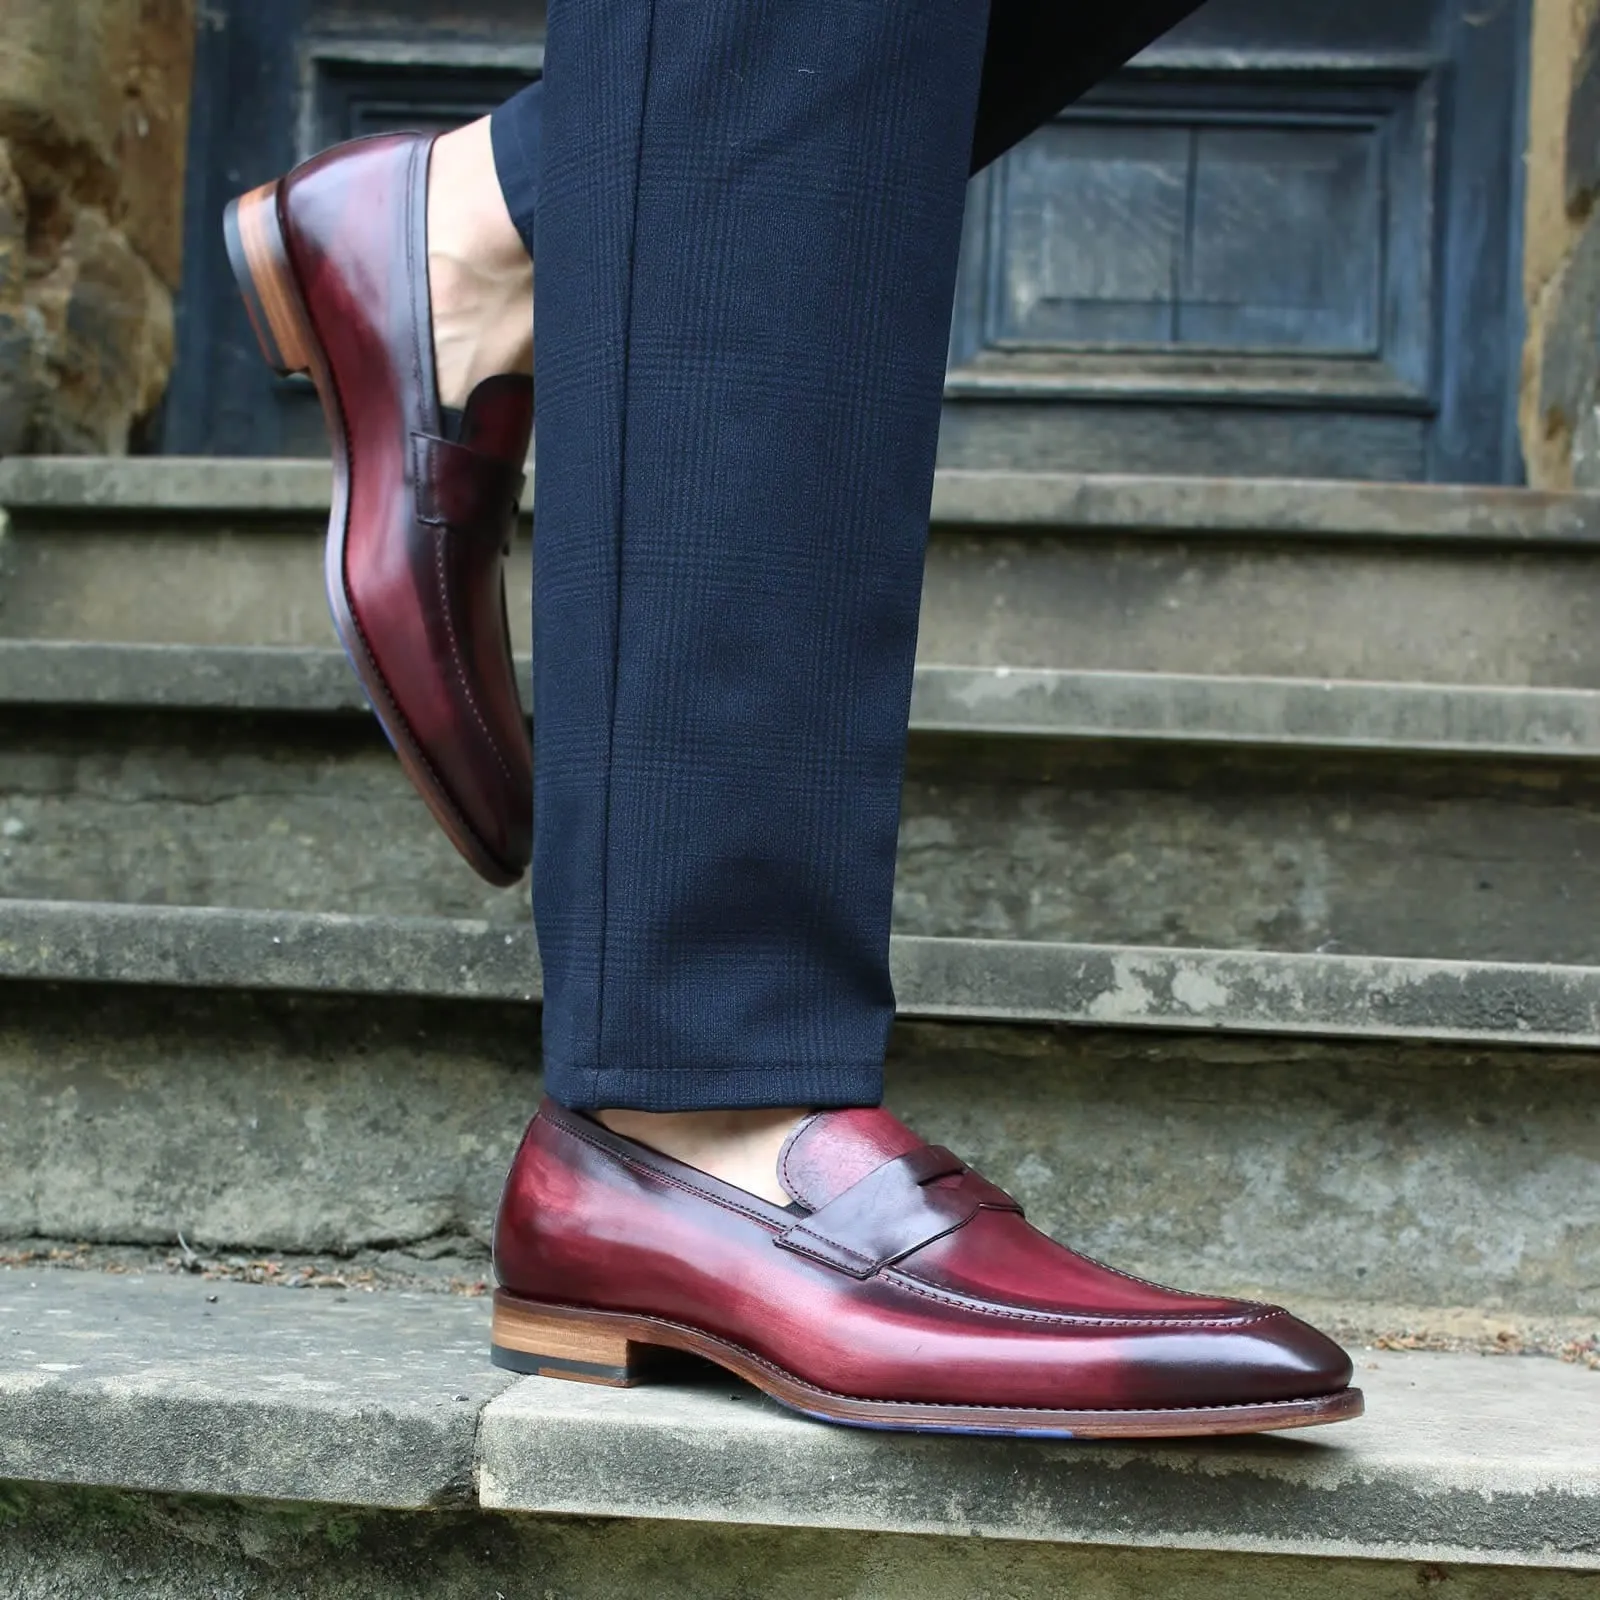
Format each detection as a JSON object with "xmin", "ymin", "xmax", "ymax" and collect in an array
[
  {"xmin": 1126, "ymin": 1306, "xmax": 1354, "ymax": 1411},
  {"xmin": 1262, "ymin": 1308, "xmax": 1356, "ymax": 1398}
]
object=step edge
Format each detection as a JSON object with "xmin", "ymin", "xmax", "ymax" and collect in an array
[
  {"xmin": 5, "ymin": 461, "xmax": 1600, "ymax": 545},
  {"xmin": 8, "ymin": 643, "xmax": 1600, "ymax": 759},
  {"xmin": 3, "ymin": 1271, "xmax": 1595, "ymax": 1564},
  {"xmin": 5, "ymin": 900, "xmax": 1600, "ymax": 1049}
]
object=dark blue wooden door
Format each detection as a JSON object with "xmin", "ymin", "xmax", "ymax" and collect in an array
[
  {"xmin": 165, "ymin": 0, "xmax": 1528, "ymax": 482},
  {"xmin": 944, "ymin": 0, "xmax": 1531, "ymax": 481}
]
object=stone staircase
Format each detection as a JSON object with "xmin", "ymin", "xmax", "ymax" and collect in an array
[{"xmin": 0, "ymin": 456, "xmax": 1596, "ymax": 1595}]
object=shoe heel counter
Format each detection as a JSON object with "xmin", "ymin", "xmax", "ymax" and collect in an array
[
  {"xmin": 493, "ymin": 1103, "xmax": 586, "ymax": 1293},
  {"xmin": 277, "ymin": 131, "xmax": 424, "ymax": 243},
  {"xmin": 490, "ymin": 1110, "xmax": 541, "ymax": 1288}
]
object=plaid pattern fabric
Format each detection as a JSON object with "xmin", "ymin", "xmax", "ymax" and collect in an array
[
  {"xmin": 491, "ymin": 0, "xmax": 1203, "ymax": 1110},
  {"xmin": 492, "ymin": 1, "xmax": 1211, "ymax": 252},
  {"xmin": 490, "ymin": 78, "xmax": 543, "ymax": 247}
]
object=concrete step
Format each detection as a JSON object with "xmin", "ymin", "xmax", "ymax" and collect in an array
[
  {"xmin": 2, "ymin": 899, "xmax": 1598, "ymax": 1322},
  {"xmin": 17, "ymin": 639, "xmax": 1600, "ymax": 755},
  {"xmin": 7, "ymin": 643, "xmax": 1600, "ymax": 961},
  {"xmin": 0, "ymin": 1270, "xmax": 1594, "ymax": 1596},
  {"xmin": 13, "ymin": 895, "xmax": 1600, "ymax": 1044},
  {"xmin": 5, "ymin": 460, "xmax": 1600, "ymax": 686}
]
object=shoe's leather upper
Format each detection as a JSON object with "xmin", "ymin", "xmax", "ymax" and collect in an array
[
  {"xmin": 494, "ymin": 1099, "xmax": 1353, "ymax": 1411},
  {"xmin": 278, "ymin": 132, "xmax": 532, "ymax": 877}
]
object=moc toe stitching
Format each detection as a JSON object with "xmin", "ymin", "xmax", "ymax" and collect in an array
[
  {"xmin": 548, "ymin": 1110, "xmax": 1297, "ymax": 1334},
  {"xmin": 884, "ymin": 1269, "xmax": 1292, "ymax": 1331}
]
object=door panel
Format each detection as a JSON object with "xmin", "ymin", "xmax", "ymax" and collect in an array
[
  {"xmin": 1183, "ymin": 125, "xmax": 1381, "ymax": 351},
  {"xmin": 989, "ymin": 116, "xmax": 1387, "ymax": 355}
]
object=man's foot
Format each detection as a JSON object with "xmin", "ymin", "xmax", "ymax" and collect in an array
[
  {"xmin": 596, "ymin": 1108, "xmax": 808, "ymax": 1206},
  {"xmin": 223, "ymin": 130, "xmax": 534, "ymax": 885},
  {"xmin": 491, "ymin": 1100, "xmax": 1363, "ymax": 1437},
  {"xmin": 427, "ymin": 117, "xmax": 534, "ymax": 412}
]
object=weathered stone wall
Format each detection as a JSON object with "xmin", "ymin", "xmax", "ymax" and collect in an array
[
  {"xmin": 1523, "ymin": 0, "xmax": 1600, "ymax": 487},
  {"xmin": 0, "ymin": 0, "xmax": 196, "ymax": 455}
]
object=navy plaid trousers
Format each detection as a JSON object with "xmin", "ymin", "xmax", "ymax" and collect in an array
[{"xmin": 492, "ymin": 0, "xmax": 1204, "ymax": 1110}]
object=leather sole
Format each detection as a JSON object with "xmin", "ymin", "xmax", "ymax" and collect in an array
[
  {"xmin": 489, "ymin": 1291, "xmax": 1365, "ymax": 1439},
  {"xmin": 222, "ymin": 179, "xmax": 523, "ymax": 887}
]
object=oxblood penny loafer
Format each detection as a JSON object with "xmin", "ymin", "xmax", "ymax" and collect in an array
[
  {"xmin": 491, "ymin": 1100, "xmax": 1362, "ymax": 1438},
  {"xmin": 223, "ymin": 133, "xmax": 532, "ymax": 885}
]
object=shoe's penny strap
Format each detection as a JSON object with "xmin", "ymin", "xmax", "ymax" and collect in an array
[
  {"xmin": 775, "ymin": 1145, "xmax": 1021, "ymax": 1279},
  {"xmin": 412, "ymin": 432, "xmax": 524, "ymax": 535}
]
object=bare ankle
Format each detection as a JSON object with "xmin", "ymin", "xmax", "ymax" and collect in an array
[
  {"xmin": 596, "ymin": 1107, "xmax": 809, "ymax": 1206},
  {"xmin": 427, "ymin": 117, "xmax": 534, "ymax": 410}
]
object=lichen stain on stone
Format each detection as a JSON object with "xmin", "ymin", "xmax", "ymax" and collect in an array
[
  {"xmin": 949, "ymin": 668, "xmax": 1034, "ymax": 709},
  {"xmin": 1169, "ymin": 964, "xmax": 1232, "ymax": 1014},
  {"xmin": 1086, "ymin": 957, "xmax": 1156, "ymax": 1022}
]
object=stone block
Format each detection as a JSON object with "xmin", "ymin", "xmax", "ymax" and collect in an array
[
  {"xmin": 0, "ymin": 1273, "xmax": 513, "ymax": 1508},
  {"xmin": 114, "ymin": 0, "xmax": 199, "ymax": 290},
  {"xmin": 20, "ymin": 691, "xmax": 1600, "ymax": 965},
  {"xmin": 1520, "ymin": 0, "xmax": 1600, "ymax": 486},
  {"xmin": 476, "ymin": 1349, "xmax": 1600, "ymax": 1568},
  {"xmin": 24, "ymin": 197, "xmax": 174, "ymax": 452},
  {"xmin": 1568, "ymin": 1, "xmax": 1600, "ymax": 209},
  {"xmin": 0, "ymin": 151, "xmax": 175, "ymax": 452},
  {"xmin": 2, "ymin": 966, "xmax": 1599, "ymax": 1316},
  {"xmin": 0, "ymin": 0, "xmax": 124, "ymax": 204},
  {"xmin": 1533, "ymin": 210, "xmax": 1600, "ymax": 488},
  {"xmin": 1, "ymin": 1272, "xmax": 1596, "ymax": 1575},
  {"xmin": 0, "ymin": 0, "xmax": 194, "ymax": 452},
  {"xmin": 1, "ymin": 1484, "xmax": 1596, "ymax": 1600},
  {"xmin": 0, "ymin": 140, "xmax": 33, "ymax": 455},
  {"xmin": 0, "ymin": 1, "xmax": 194, "ymax": 231}
]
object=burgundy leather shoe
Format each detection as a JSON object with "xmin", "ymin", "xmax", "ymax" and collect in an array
[
  {"xmin": 491, "ymin": 1100, "xmax": 1362, "ymax": 1438},
  {"xmin": 223, "ymin": 133, "xmax": 533, "ymax": 885}
]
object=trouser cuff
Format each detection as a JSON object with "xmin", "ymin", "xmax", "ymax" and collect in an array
[
  {"xmin": 547, "ymin": 1062, "xmax": 885, "ymax": 1112},
  {"xmin": 489, "ymin": 76, "xmax": 543, "ymax": 257}
]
